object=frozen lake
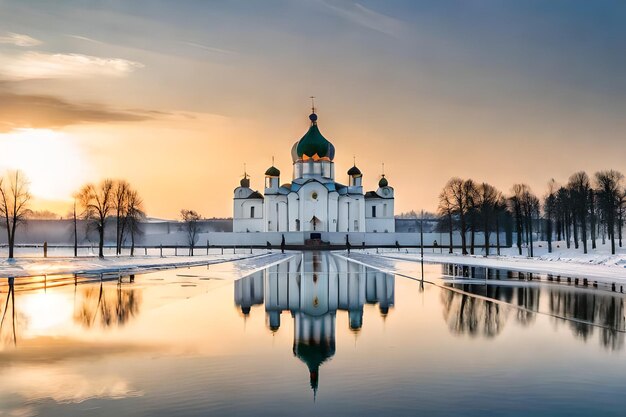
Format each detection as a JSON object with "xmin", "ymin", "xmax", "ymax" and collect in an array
[{"xmin": 0, "ymin": 251, "xmax": 624, "ymax": 416}]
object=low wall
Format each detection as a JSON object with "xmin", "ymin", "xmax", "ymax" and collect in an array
[
  {"xmin": 6, "ymin": 219, "xmax": 508, "ymax": 248},
  {"xmin": 205, "ymin": 231, "xmax": 507, "ymax": 247}
]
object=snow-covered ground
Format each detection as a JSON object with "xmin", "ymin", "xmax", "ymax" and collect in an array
[
  {"xmin": 0, "ymin": 250, "xmax": 281, "ymax": 278},
  {"xmin": 362, "ymin": 240, "xmax": 625, "ymax": 283}
]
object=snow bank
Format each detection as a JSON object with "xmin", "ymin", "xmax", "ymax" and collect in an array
[{"xmin": 0, "ymin": 250, "xmax": 281, "ymax": 278}]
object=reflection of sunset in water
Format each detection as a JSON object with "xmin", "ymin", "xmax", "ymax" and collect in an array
[{"xmin": 20, "ymin": 292, "xmax": 74, "ymax": 334}]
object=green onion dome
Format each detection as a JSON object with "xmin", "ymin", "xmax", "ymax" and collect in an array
[
  {"xmin": 292, "ymin": 113, "xmax": 335, "ymax": 162},
  {"xmin": 378, "ymin": 175, "xmax": 388, "ymax": 188},
  {"xmin": 347, "ymin": 165, "xmax": 362, "ymax": 176},
  {"xmin": 265, "ymin": 166, "xmax": 280, "ymax": 177}
]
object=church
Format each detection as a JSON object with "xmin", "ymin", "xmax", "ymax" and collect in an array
[{"xmin": 233, "ymin": 108, "xmax": 395, "ymax": 233}]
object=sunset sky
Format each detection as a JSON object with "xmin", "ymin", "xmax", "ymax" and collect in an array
[{"xmin": 0, "ymin": 0, "xmax": 624, "ymax": 219}]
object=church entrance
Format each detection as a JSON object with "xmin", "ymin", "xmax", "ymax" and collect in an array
[{"xmin": 310, "ymin": 216, "xmax": 321, "ymax": 231}]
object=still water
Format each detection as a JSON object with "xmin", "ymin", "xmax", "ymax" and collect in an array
[{"xmin": 0, "ymin": 252, "xmax": 624, "ymax": 416}]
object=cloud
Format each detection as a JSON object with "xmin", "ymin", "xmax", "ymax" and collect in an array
[
  {"xmin": 66, "ymin": 34, "xmax": 105, "ymax": 45},
  {"xmin": 0, "ymin": 90, "xmax": 159, "ymax": 132},
  {"xmin": 179, "ymin": 41, "xmax": 236, "ymax": 55},
  {"xmin": 320, "ymin": 1, "xmax": 406, "ymax": 38},
  {"xmin": 0, "ymin": 51, "xmax": 143, "ymax": 80},
  {"xmin": 0, "ymin": 32, "xmax": 42, "ymax": 47}
]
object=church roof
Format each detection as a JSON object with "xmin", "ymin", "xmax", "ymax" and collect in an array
[
  {"xmin": 265, "ymin": 166, "xmax": 280, "ymax": 177},
  {"xmin": 365, "ymin": 191, "xmax": 393, "ymax": 199},
  {"xmin": 247, "ymin": 191, "xmax": 264, "ymax": 199},
  {"xmin": 347, "ymin": 165, "xmax": 362, "ymax": 176},
  {"xmin": 292, "ymin": 113, "xmax": 335, "ymax": 162}
]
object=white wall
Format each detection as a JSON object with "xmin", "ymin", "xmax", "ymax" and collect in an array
[
  {"xmin": 205, "ymin": 231, "xmax": 507, "ymax": 247},
  {"xmin": 337, "ymin": 195, "xmax": 365, "ymax": 232},
  {"xmin": 233, "ymin": 195, "xmax": 264, "ymax": 232},
  {"xmin": 365, "ymin": 197, "xmax": 395, "ymax": 233},
  {"xmin": 298, "ymin": 182, "xmax": 334, "ymax": 232}
]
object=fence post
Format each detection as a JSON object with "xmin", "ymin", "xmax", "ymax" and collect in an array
[
  {"xmin": 207, "ymin": 240, "xmax": 209, "ymax": 256},
  {"xmin": 160, "ymin": 244, "xmax": 163, "ymax": 258},
  {"xmin": 175, "ymin": 247, "xmax": 177, "ymax": 256},
  {"xmin": 43, "ymin": 241, "xmax": 48, "ymax": 258},
  {"xmin": 221, "ymin": 247, "xmax": 224, "ymax": 255},
  {"xmin": 145, "ymin": 247, "xmax": 147, "ymax": 256}
]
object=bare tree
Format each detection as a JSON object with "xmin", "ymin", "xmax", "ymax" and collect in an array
[
  {"xmin": 555, "ymin": 187, "xmax": 572, "ymax": 248},
  {"xmin": 114, "ymin": 180, "xmax": 130, "ymax": 255},
  {"xmin": 437, "ymin": 188, "xmax": 455, "ymax": 254},
  {"xmin": 181, "ymin": 209, "xmax": 202, "ymax": 256},
  {"xmin": 464, "ymin": 180, "xmax": 479, "ymax": 255},
  {"xmin": 440, "ymin": 178, "xmax": 475, "ymax": 255},
  {"xmin": 476, "ymin": 183, "xmax": 501, "ymax": 257},
  {"xmin": 0, "ymin": 171, "xmax": 32, "ymax": 259},
  {"xmin": 493, "ymin": 195, "xmax": 508, "ymax": 256},
  {"xmin": 618, "ymin": 189, "xmax": 625, "ymax": 248},
  {"xmin": 567, "ymin": 172, "xmax": 591, "ymax": 254},
  {"xmin": 509, "ymin": 184, "xmax": 526, "ymax": 255},
  {"xmin": 543, "ymin": 179, "xmax": 558, "ymax": 253},
  {"xmin": 78, "ymin": 180, "xmax": 114, "ymax": 258},
  {"xmin": 589, "ymin": 187, "xmax": 597, "ymax": 250},
  {"xmin": 522, "ymin": 189, "xmax": 540, "ymax": 258},
  {"xmin": 126, "ymin": 190, "xmax": 145, "ymax": 256},
  {"xmin": 510, "ymin": 184, "xmax": 538, "ymax": 257},
  {"xmin": 595, "ymin": 170, "xmax": 624, "ymax": 255}
]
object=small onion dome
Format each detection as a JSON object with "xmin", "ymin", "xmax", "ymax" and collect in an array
[
  {"xmin": 240, "ymin": 176, "xmax": 250, "ymax": 188},
  {"xmin": 265, "ymin": 166, "xmax": 280, "ymax": 177},
  {"xmin": 378, "ymin": 175, "xmax": 388, "ymax": 188},
  {"xmin": 292, "ymin": 113, "xmax": 335, "ymax": 162},
  {"xmin": 347, "ymin": 165, "xmax": 362, "ymax": 176}
]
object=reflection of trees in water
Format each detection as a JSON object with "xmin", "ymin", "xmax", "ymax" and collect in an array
[
  {"xmin": 74, "ymin": 283, "xmax": 141, "ymax": 329},
  {"xmin": 516, "ymin": 287, "xmax": 540, "ymax": 326},
  {"xmin": 0, "ymin": 278, "xmax": 19, "ymax": 346},
  {"xmin": 441, "ymin": 284, "xmax": 511, "ymax": 338},
  {"xmin": 441, "ymin": 281, "xmax": 625, "ymax": 351},
  {"xmin": 548, "ymin": 289, "xmax": 625, "ymax": 350}
]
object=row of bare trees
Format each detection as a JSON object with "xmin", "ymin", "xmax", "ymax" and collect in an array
[
  {"xmin": 0, "ymin": 171, "xmax": 203, "ymax": 260},
  {"xmin": 544, "ymin": 170, "xmax": 624, "ymax": 255},
  {"xmin": 437, "ymin": 169, "xmax": 625, "ymax": 257},
  {"xmin": 76, "ymin": 181, "xmax": 204, "ymax": 257},
  {"xmin": 438, "ymin": 178, "xmax": 511, "ymax": 256},
  {"xmin": 76, "ymin": 179, "xmax": 145, "ymax": 258}
]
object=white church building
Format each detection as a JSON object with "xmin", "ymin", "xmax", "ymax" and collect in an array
[{"xmin": 233, "ymin": 109, "xmax": 395, "ymax": 234}]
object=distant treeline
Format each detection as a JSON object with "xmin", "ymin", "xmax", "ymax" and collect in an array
[{"xmin": 437, "ymin": 170, "xmax": 624, "ymax": 257}]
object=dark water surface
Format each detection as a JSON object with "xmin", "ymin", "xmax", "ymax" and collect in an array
[{"xmin": 0, "ymin": 252, "xmax": 624, "ymax": 416}]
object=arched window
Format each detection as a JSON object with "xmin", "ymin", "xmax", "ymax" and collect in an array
[
  {"xmin": 250, "ymin": 206, "xmax": 255, "ymax": 218},
  {"xmin": 383, "ymin": 204, "xmax": 387, "ymax": 217},
  {"xmin": 372, "ymin": 206, "xmax": 377, "ymax": 218},
  {"xmin": 295, "ymin": 219, "xmax": 300, "ymax": 231}
]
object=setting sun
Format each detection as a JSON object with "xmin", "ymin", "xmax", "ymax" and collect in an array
[{"xmin": 0, "ymin": 129, "xmax": 93, "ymax": 202}]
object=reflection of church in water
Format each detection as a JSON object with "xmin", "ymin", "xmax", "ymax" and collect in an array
[{"xmin": 234, "ymin": 252, "xmax": 394, "ymax": 394}]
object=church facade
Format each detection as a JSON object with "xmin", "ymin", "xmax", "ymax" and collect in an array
[{"xmin": 233, "ymin": 110, "xmax": 395, "ymax": 233}]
